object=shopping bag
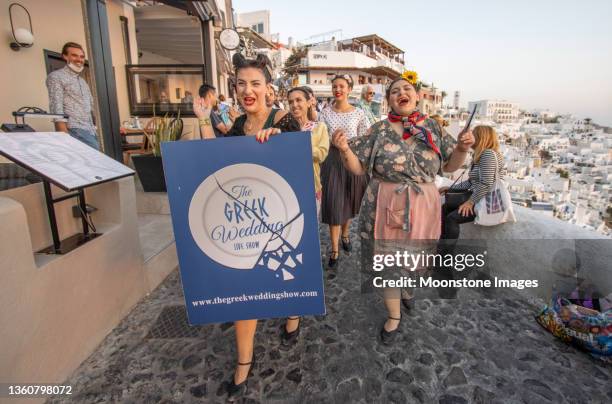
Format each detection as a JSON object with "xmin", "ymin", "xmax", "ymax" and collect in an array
[
  {"xmin": 474, "ymin": 177, "xmax": 516, "ymax": 226},
  {"xmin": 536, "ymin": 296, "xmax": 612, "ymax": 362}
]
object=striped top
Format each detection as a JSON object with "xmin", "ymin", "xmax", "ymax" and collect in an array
[{"xmin": 450, "ymin": 149, "xmax": 505, "ymax": 204}]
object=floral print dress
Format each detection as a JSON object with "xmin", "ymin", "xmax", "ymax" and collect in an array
[{"xmin": 350, "ymin": 118, "xmax": 457, "ymax": 249}]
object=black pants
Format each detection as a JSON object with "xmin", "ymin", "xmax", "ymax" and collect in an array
[
  {"xmin": 431, "ymin": 196, "xmax": 475, "ymax": 298},
  {"xmin": 440, "ymin": 195, "xmax": 476, "ymax": 241}
]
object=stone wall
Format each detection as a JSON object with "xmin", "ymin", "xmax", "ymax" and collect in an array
[
  {"xmin": 0, "ymin": 178, "xmax": 147, "ymax": 398},
  {"xmin": 459, "ymin": 205, "xmax": 610, "ymax": 303}
]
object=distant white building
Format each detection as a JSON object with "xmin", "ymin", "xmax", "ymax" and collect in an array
[
  {"xmin": 236, "ymin": 10, "xmax": 271, "ymax": 39},
  {"xmin": 468, "ymin": 100, "xmax": 520, "ymax": 123},
  {"xmin": 289, "ymin": 34, "xmax": 406, "ymax": 114}
]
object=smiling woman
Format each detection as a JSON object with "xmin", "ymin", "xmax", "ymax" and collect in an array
[
  {"xmin": 331, "ymin": 74, "xmax": 475, "ymax": 345},
  {"xmin": 319, "ymin": 74, "xmax": 370, "ymax": 269},
  {"xmin": 225, "ymin": 53, "xmax": 299, "ymax": 137},
  {"xmin": 199, "ymin": 53, "xmax": 301, "ymax": 402}
]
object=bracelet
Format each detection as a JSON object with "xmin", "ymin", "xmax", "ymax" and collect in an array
[{"xmin": 198, "ymin": 117, "xmax": 211, "ymax": 126}]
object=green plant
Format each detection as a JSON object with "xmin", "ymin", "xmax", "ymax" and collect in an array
[{"xmin": 144, "ymin": 105, "xmax": 184, "ymax": 157}]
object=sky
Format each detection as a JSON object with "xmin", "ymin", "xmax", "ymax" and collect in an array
[{"xmin": 233, "ymin": 0, "xmax": 612, "ymax": 126}]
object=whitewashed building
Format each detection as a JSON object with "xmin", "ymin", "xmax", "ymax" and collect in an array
[{"xmin": 468, "ymin": 100, "xmax": 520, "ymax": 123}]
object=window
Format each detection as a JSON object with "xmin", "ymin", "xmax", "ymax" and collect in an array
[
  {"xmin": 119, "ymin": 16, "xmax": 132, "ymax": 64},
  {"xmin": 251, "ymin": 23, "xmax": 264, "ymax": 34},
  {"xmin": 126, "ymin": 65, "xmax": 207, "ymax": 117}
]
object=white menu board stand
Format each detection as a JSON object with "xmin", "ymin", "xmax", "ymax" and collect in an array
[{"xmin": 0, "ymin": 132, "xmax": 134, "ymax": 254}]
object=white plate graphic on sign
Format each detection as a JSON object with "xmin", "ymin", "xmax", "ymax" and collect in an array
[{"xmin": 188, "ymin": 163, "xmax": 304, "ymax": 272}]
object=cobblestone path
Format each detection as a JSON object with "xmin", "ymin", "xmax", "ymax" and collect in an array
[{"xmin": 49, "ymin": 225, "xmax": 611, "ymax": 403}]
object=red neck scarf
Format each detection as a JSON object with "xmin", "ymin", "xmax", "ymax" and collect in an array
[{"xmin": 388, "ymin": 111, "xmax": 440, "ymax": 155}]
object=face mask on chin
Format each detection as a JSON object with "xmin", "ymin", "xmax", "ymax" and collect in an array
[{"xmin": 67, "ymin": 62, "xmax": 84, "ymax": 73}]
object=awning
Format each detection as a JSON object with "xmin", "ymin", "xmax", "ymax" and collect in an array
[
  {"xmin": 361, "ymin": 66, "xmax": 401, "ymax": 79},
  {"xmin": 300, "ymin": 66, "xmax": 399, "ymax": 79},
  {"xmin": 236, "ymin": 27, "xmax": 276, "ymax": 49},
  {"xmin": 352, "ymin": 34, "xmax": 404, "ymax": 55},
  {"xmin": 155, "ymin": 0, "xmax": 220, "ymax": 21}
]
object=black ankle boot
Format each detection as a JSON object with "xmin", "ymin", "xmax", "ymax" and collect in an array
[
  {"xmin": 227, "ymin": 359, "xmax": 254, "ymax": 402},
  {"xmin": 328, "ymin": 251, "xmax": 339, "ymax": 269},
  {"xmin": 280, "ymin": 317, "xmax": 300, "ymax": 346},
  {"xmin": 380, "ymin": 316, "xmax": 401, "ymax": 345},
  {"xmin": 341, "ymin": 236, "xmax": 352, "ymax": 252}
]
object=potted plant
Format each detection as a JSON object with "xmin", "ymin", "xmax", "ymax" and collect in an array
[{"xmin": 132, "ymin": 109, "xmax": 184, "ymax": 192}]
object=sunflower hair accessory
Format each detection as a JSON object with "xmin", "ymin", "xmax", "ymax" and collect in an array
[{"xmin": 401, "ymin": 70, "xmax": 418, "ymax": 85}]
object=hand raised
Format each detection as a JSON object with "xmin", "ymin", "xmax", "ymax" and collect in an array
[
  {"xmin": 457, "ymin": 129, "xmax": 475, "ymax": 152},
  {"xmin": 193, "ymin": 97, "xmax": 212, "ymax": 119},
  {"xmin": 228, "ymin": 106, "xmax": 240, "ymax": 120}
]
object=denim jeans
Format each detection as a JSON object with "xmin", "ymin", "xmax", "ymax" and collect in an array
[{"xmin": 68, "ymin": 127, "xmax": 99, "ymax": 150}]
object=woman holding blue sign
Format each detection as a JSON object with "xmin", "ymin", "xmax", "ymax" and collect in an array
[
  {"xmin": 331, "ymin": 71, "xmax": 475, "ymax": 345},
  {"xmin": 195, "ymin": 53, "xmax": 303, "ymax": 401}
]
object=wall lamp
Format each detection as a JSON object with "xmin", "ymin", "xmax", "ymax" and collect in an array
[{"xmin": 9, "ymin": 2, "xmax": 34, "ymax": 51}]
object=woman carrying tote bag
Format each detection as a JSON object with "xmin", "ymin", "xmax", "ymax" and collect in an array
[{"xmin": 440, "ymin": 125, "xmax": 515, "ymax": 241}]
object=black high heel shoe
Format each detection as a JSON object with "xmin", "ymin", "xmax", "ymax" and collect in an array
[
  {"xmin": 328, "ymin": 250, "xmax": 339, "ymax": 269},
  {"xmin": 380, "ymin": 316, "xmax": 401, "ymax": 345},
  {"xmin": 227, "ymin": 359, "xmax": 254, "ymax": 402},
  {"xmin": 401, "ymin": 297, "xmax": 414, "ymax": 312},
  {"xmin": 341, "ymin": 236, "xmax": 352, "ymax": 252},
  {"xmin": 281, "ymin": 317, "xmax": 300, "ymax": 346}
]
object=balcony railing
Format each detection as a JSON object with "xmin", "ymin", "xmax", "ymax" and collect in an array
[{"xmin": 126, "ymin": 65, "xmax": 207, "ymax": 117}]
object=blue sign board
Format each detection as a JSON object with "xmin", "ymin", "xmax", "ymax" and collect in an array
[{"xmin": 162, "ymin": 132, "xmax": 326, "ymax": 324}]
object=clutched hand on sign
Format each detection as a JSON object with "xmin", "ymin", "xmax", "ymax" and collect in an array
[{"xmin": 255, "ymin": 127, "xmax": 281, "ymax": 143}]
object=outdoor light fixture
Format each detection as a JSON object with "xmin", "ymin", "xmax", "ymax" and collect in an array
[{"xmin": 9, "ymin": 2, "xmax": 34, "ymax": 51}]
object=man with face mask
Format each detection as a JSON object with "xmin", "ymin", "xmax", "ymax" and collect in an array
[{"xmin": 46, "ymin": 42, "xmax": 99, "ymax": 149}]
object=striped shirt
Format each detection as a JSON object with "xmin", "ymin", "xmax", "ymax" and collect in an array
[
  {"xmin": 450, "ymin": 149, "xmax": 505, "ymax": 204},
  {"xmin": 46, "ymin": 65, "xmax": 95, "ymax": 132}
]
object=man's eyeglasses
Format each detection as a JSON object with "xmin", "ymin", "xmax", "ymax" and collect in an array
[{"xmin": 367, "ymin": 92, "xmax": 375, "ymax": 95}]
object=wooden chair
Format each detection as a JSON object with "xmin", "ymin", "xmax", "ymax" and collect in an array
[{"xmin": 122, "ymin": 118, "xmax": 159, "ymax": 165}]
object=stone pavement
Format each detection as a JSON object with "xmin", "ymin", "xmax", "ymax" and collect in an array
[{"xmin": 49, "ymin": 225, "xmax": 611, "ymax": 404}]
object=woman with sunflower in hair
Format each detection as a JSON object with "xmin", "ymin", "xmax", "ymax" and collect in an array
[{"xmin": 331, "ymin": 71, "xmax": 475, "ymax": 345}]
